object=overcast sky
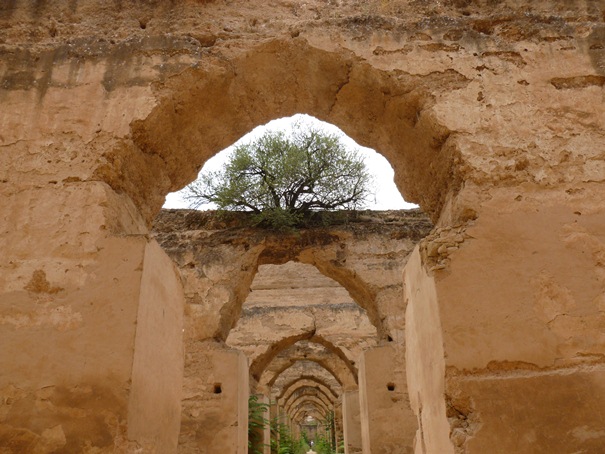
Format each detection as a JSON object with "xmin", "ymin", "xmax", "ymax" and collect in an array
[{"xmin": 163, "ymin": 114, "xmax": 418, "ymax": 211}]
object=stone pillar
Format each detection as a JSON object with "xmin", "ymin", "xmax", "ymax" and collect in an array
[
  {"xmin": 126, "ymin": 241, "xmax": 186, "ymax": 451},
  {"xmin": 292, "ymin": 419, "xmax": 300, "ymax": 441},
  {"xmin": 334, "ymin": 399, "xmax": 343, "ymax": 453},
  {"xmin": 358, "ymin": 344, "xmax": 417, "ymax": 454},
  {"xmin": 178, "ymin": 344, "xmax": 249, "ymax": 453},
  {"xmin": 268, "ymin": 398, "xmax": 278, "ymax": 453},
  {"xmin": 277, "ymin": 402, "xmax": 288, "ymax": 428},
  {"xmin": 0, "ymin": 185, "xmax": 185, "ymax": 452},
  {"xmin": 342, "ymin": 390, "xmax": 362, "ymax": 454},
  {"xmin": 405, "ymin": 188, "xmax": 605, "ymax": 453},
  {"xmin": 404, "ymin": 248, "xmax": 453, "ymax": 454},
  {"xmin": 258, "ymin": 394, "xmax": 272, "ymax": 454},
  {"xmin": 276, "ymin": 402, "xmax": 289, "ymax": 447}
]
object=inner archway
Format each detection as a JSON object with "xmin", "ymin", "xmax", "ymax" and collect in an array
[
  {"xmin": 223, "ymin": 255, "xmax": 374, "ymax": 453},
  {"xmin": 226, "ymin": 260, "xmax": 380, "ymax": 348},
  {"xmin": 273, "ymin": 361, "xmax": 342, "ymax": 398},
  {"xmin": 153, "ymin": 208, "xmax": 430, "ymax": 452},
  {"xmin": 255, "ymin": 339, "xmax": 358, "ymax": 391},
  {"xmin": 279, "ymin": 376, "xmax": 339, "ymax": 401},
  {"xmin": 283, "ymin": 385, "xmax": 336, "ymax": 412},
  {"xmin": 143, "ymin": 37, "xmax": 447, "ymax": 454}
]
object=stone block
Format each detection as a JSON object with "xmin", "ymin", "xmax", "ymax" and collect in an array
[{"xmin": 358, "ymin": 345, "xmax": 417, "ymax": 454}]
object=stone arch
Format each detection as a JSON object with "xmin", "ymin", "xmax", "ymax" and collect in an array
[
  {"xmin": 227, "ymin": 261, "xmax": 378, "ymax": 365},
  {"xmin": 284, "ymin": 387, "xmax": 334, "ymax": 416},
  {"xmin": 254, "ymin": 242, "xmax": 383, "ymax": 340},
  {"xmin": 251, "ymin": 335, "xmax": 357, "ymax": 388},
  {"xmin": 272, "ymin": 361, "xmax": 342, "ymax": 398},
  {"xmin": 137, "ymin": 34, "xmax": 456, "ymax": 444},
  {"xmin": 268, "ymin": 359, "xmax": 344, "ymax": 391},
  {"xmin": 139, "ymin": 37, "xmax": 464, "ymax": 344},
  {"xmin": 265, "ymin": 357, "xmax": 353, "ymax": 391},
  {"xmin": 284, "ymin": 385, "xmax": 335, "ymax": 408},
  {"xmin": 291, "ymin": 401, "xmax": 329, "ymax": 424},
  {"xmin": 127, "ymin": 37, "xmax": 466, "ymax": 225},
  {"xmin": 278, "ymin": 376, "xmax": 339, "ymax": 401},
  {"xmin": 168, "ymin": 227, "xmax": 389, "ymax": 341},
  {"xmin": 289, "ymin": 395, "xmax": 331, "ymax": 421}
]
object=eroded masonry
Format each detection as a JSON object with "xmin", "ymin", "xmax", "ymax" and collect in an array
[
  {"xmin": 1, "ymin": 1, "xmax": 605, "ymax": 453},
  {"xmin": 153, "ymin": 209, "xmax": 432, "ymax": 453}
]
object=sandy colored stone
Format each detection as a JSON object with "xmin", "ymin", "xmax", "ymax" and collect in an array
[
  {"xmin": 153, "ymin": 211, "xmax": 426, "ymax": 451},
  {"xmin": 177, "ymin": 345, "xmax": 248, "ymax": 454},
  {"xmin": 359, "ymin": 345, "xmax": 417, "ymax": 454},
  {"xmin": 2, "ymin": 1, "xmax": 605, "ymax": 452}
]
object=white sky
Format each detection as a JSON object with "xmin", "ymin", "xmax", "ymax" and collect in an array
[{"xmin": 163, "ymin": 114, "xmax": 418, "ymax": 211}]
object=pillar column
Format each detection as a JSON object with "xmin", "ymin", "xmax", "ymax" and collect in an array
[
  {"xmin": 0, "ymin": 185, "xmax": 185, "ymax": 452},
  {"xmin": 178, "ymin": 343, "xmax": 249, "ymax": 453},
  {"xmin": 342, "ymin": 390, "xmax": 362, "ymax": 454},
  {"xmin": 334, "ymin": 399, "xmax": 343, "ymax": 453},
  {"xmin": 358, "ymin": 344, "xmax": 417, "ymax": 454},
  {"xmin": 404, "ymin": 187, "xmax": 605, "ymax": 453},
  {"xmin": 258, "ymin": 394, "xmax": 272, "ymax": 454},
  {"xmin": 276, "ymin": 403, "xmax": 289, "ymax": 447}
]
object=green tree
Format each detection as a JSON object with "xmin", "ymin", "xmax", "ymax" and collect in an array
[{"xmin": 184, "ymin": 123, "xmax": 372, "ymax": 229}]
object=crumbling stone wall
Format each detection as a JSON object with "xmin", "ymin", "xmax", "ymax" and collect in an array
[
  {"xmin": 1, "ymin": 0, "xmax": 604, "ymax": 452},
  {"xmin": 152, "ymin": 209, "xmax": 429, "ymax": 341},
  {"xmin": 227, "ymin": 262, "xmax": 379, "ymax": 373},
  {"xmin": 153, "ymin": 209, "xmax": 431, "ymax": 452}
]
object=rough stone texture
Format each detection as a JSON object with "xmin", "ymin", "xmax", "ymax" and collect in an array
[
  {"xmin": 431, "ymin": 190, "xmax": 605, "ymax": 454},
  {"xmin": 178, "ymin": 344, "xmax": 248, "ymax": 454},
  {"xmin": 153, "ymin": 209, "xmax": 428, "ymax": 451},
  {"xmin": 448, "ymin": 367, "xmax": 605, "ymax": 453},
  {"xmin": 0, "ymin": 233, "xmax": 184, "ymax": 452},
  {"xmin": 2, "ymin": 0, "xmax": 605, "ymax": 452},
  {"xmin": 359, "ymin": 345, "xmax": 416, "ymax": 454},
  {"xmin": 343, "ymin": 390, "xmax": 363, "ymax": 454}
]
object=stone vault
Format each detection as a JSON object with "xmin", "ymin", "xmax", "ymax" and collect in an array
[{"xmin": 1, "ymin": 1, "xmax": 605, "ymax": 452}]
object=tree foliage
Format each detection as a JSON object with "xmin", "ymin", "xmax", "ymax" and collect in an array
[
  {"xmin": 271, "ymin": 420, "xmax": 309, "ymax": 454},
  {"xmin": 184, "ymin": 123, "xmax": 372, "ymax": 228}
]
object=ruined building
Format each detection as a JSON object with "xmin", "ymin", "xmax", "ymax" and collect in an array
[{"xmin": 1, "ymin": 1, "xmax": 605, "ymax": 453}]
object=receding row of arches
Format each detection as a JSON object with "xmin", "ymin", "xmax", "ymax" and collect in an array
[
  {"xmin": 3, "ymin": 4, "xmax": 596, "ymax": 453},
  {"xmin": 154, "ymin": 207, "xmax": 425, "ymax": 451},
  {"xmin": 230, "ymin": 261, "xmax": 372, "ymax": 450},
  {"xmin": 142, "ymin": 36, "xmax": 444, "ymax": 452}
]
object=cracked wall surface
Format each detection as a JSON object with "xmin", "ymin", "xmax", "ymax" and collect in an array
[
  {"xmin": 153, "ymin": 209, "xmax": 429, "ymax": 452},
  {"xmin": 1, "ymin": 0, "xmax": 605, "ymax": 452}
]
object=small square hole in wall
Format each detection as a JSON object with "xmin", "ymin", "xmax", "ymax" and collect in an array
[
  {"xmin": 213, "ymin": 383, "xmax": 222, "ymax": 394},
  {"xmin": 387, "ymin": 383, "xmax": 395, "ymax": 391}
]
